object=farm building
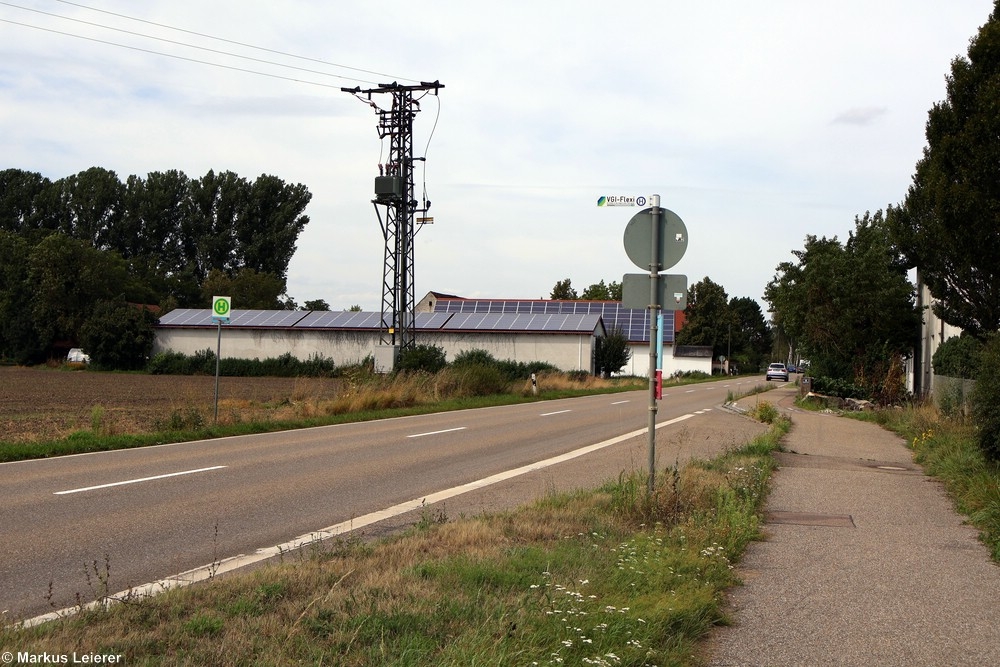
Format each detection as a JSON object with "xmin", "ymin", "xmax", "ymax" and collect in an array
[
  {"xmin": 416, "ymin": 292, "xmax": 704, "ymax": 377},
  {"xmin": 152, "ymin": 292, "xmax": 708, "ymax": 376},
  {"xmin": 153, "ymin": 308, "xmax": 606, "ymax": 374}
]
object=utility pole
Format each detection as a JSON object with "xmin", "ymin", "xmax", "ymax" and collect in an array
[{"xmin": 342, "ymin": 81, "xmax": 444, "ymax": 355}]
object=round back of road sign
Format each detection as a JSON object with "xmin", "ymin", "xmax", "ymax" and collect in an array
[{"xmin": 623, "ymin": 207, "xmax": 688, "ymax": 271}]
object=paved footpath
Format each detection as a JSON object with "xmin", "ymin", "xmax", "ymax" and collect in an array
[{"xmin": 707, "ymin": 385, "xmax": 1000, "ymax": 667}]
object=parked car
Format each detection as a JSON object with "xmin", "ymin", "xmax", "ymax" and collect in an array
[
  {"xmin": 66, "ymin": 348, "xmax": 91, "ymax": 364},
  {"xmin": 766, "ymin": 362, "xmax": 789, "ymax": 382}
]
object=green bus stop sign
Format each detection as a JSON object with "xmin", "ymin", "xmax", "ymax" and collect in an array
[{"xmin": 212, "ymin": 296, "xmax": 231, "ymax": 322}]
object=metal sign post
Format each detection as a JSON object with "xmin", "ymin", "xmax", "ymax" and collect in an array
[
  {"xmin": 621, "ymin": 199, "xmax": 688, "ymax": 496},
  {"xmin": 647, "ymin": 197, "xmax": 662, "ymax": 494},
  {"xmin": 211, "ymin": 296, "xmax": 231, "ymax": 423}
]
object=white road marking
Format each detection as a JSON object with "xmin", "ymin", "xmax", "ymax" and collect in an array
[
  {"xmin": 407, "ymin": 427, "xmax": 467, "ymax": 439},
  {"xmin": 611, "ymin": 400, "xmax": 630, "ymax": 405},
  {"xmin": 54, "ymin": 466, "xmax": 228, "ymax": 495},
  {"xmin": 23, "ymin": 411, "xmax": 701, "ymax": 628},
  {"xmin": 540, "ymin": 409, "xmax": 572, "ymax": 416}
]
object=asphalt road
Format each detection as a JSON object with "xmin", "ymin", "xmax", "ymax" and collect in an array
[{"xmin": 0, "ymin": 376, "xmax": 768, "ymax": 622}]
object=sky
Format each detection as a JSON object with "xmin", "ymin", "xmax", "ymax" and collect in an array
[{"xmin": 1, "ymin": 0, "xmax": 995, "ymax": 313}]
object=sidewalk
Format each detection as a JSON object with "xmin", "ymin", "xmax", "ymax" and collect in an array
[{"xmin": 708, "ymin": 385, "xmax": 1000, "ymax": 667}]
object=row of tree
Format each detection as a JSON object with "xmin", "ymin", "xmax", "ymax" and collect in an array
[
  {"xmin": 547, "ymin": 276, "xmax": 773, "ymax": 374},
  {"xmin": 765, "ymin": 211, "xmax": 919, "ymax": 403},
  {"xmin": 0, "ymin": 167, "xmax": 313, "ymax": 364}
]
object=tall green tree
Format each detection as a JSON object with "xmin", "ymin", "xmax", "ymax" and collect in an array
[
  {"xmin": 0, "ymin": 230, "xmax": 44, "ymax": 363},
  {"xmin": 766, "ymin": 212, "xmax": 919, "ymax": 401},
  {"xmin": 595, "ymin": 326, "xmax": 631, "ymax": 376},
  {"xmin": 675, "ymin": 277, "xmax": 730, "ymax": 361},
  {"xmin": 728, "ymin": 296, "xmax": 773, "ymax": 372},
  {"xmin": 549, "ymin": 278, "xmax": 578, "ymax": 300},
  {"xmin": 889, "ymin": 1, "xmax": 1000, "ymax": 339},
  {"xmin": 27, "ymin": 234, "xmax": 130, "ymax": 350}
]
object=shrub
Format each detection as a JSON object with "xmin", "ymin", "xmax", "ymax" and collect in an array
[
  {"xmin": 396, "ymin": 344, "xmax": 447, "ymax": 374},
  {"xmin": 972, "ymin": 334, "xmax": 1000, "ymax": 461},
  {"xmin": 452, "ymin": 349, "xmax": 497, "ymax": 367},
  {"xmin": 933, "ymin": 333, "xmax": 984, "ymax": 379},
  {"xmin": 810, "ymin": 376, "xmax": 866, "ymax": 400},
  {"xmin": 146, "ymin": 350, "xmax": 335, "ymax": 377}
]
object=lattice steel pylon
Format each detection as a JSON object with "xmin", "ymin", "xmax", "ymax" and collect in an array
[{"xmin": 342, "ymin": 80, "xmax": 444, "ymax": 352}]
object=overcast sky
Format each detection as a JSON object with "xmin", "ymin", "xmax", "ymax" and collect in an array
[{"xmin": 2, "ymin": 1, "xmax": 994, "ymax": 312}]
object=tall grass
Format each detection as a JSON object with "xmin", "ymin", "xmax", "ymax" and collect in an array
[{"xmin": 2, "ymin": 421, "xmax": 789, "ymax": 665}]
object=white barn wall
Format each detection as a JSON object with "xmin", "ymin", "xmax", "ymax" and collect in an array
[{"xmin": 153, "ymin": 328, "xmax": 599, "ymax": 373}]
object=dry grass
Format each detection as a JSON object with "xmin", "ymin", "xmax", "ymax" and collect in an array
[{"xmin": 3, "ymin": 431, "xmax": 784, "ymax": 665}]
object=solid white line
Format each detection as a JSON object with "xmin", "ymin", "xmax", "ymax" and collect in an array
[
  {"xmin": 22, "ymin": 411, "xmax": 700, "ymax": 628},
  {"xmin": 407, "ymin": 427, "xmax": 467, "ymax": 439},
  {"xmin": 540, "ymin": 409, "xmax": 572, "ymax": 416},
  {"xmin": 54, "ymin": 466, "xmax": 228, "ymax": 495}
]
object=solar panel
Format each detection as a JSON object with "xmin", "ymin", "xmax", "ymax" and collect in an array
[
  {"xmin": 441, "ymin": 312, "xmax": 602, "ymax": 333},
  {"xmin": 415, "ymin": 312, "xmax": 452, "ymax": 329},
  {"xmin": 298, "ymin": 311, "xmax": 385, "ymax": 329},
  {"xmin": 431, "ymin": 299, "xmax": 675, "ymax": 343},
  {"xmin": 230, "ymin": 310, "xmax": 309, "ymax": 328},
  {"xmin": 157, "ymin": 309, "xmax": 214, "ymax": 326}
]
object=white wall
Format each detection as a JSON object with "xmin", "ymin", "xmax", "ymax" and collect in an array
[
  {"xmin": 153, "ymin": 328, "xmax": 599, "ymax": 373},
  {"xmin": 915, "ymin": 276, "xmax": 964, "ymax": 397}
]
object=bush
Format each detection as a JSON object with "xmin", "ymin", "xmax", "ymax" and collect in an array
[
  {"xmin": 810, "ymin": 376, "xmax": 866, "ymax": 400},
  {"xmin": 146, "ymin": 350, "xmax": 335, "ymax": 377},
  {"xmin": 452, "ymin": 349, "xmax": 497, "ymax": 367},
  {"xmin": 396, "ymin": 344, "xmax": 447, "ymax": 374},
  {"xmin": 972, "ymin": 334, "xmax": 1000, "ymax": 461},
  {"xmin": 933, "ymin": 333, "xmax": 984, "ymax": 379}
]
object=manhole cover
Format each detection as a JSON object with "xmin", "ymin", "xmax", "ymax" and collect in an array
[{"xmin": 766, "ymin": 511, "xmax": 855, "ymax": 528}]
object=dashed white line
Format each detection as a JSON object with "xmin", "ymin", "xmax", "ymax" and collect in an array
[
  {"xmin": 24, "ymin": 410, "xmax": 705, "ymax": 628},
  {"xmin": 54, "ymin": 466, "xmax": 228, "ymax": 495},
  {"xmin": 540, "ymin": 409, "xmax": 572, "ymax": 417},
  {"xmin": 611, "ymin": 400, "xmax": 630, "ymax": 405},
  {"xmin": 407, "ymin": 427, "xmax": 467, "ymax": 439}
]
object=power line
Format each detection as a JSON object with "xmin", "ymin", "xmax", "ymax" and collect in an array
[
  {"xmin": 0, "ymin": 1, "xmax": 417, "ymax": 88},
  {"xmin": 50, "ymin": 0, "xmax": 417, "ymax": 84},
  {"xmin": 0, "ymin": 18, "xmax": 361, "ymax": 90}
]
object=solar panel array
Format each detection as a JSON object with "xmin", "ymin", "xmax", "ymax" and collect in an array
[
  {"xmin": 156, "ymin": 309, "xmax": 604, "ymax": 335},
  {"xmin": 433, "ymin": 300, "xmax": 674, "ymax": 343}
]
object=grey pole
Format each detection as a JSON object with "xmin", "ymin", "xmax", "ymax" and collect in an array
[
  {"xmin": 214, "ymin": 321, "xmax": 222, "ymax": 423},
  {"xmin": 648, "ymin": 195, "xmax": 662, "ymax": 495}
]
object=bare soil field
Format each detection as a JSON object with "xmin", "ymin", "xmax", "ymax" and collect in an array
[{"xmin": 0, "ymin": 366, "xmax": 341, "ymax": 443}]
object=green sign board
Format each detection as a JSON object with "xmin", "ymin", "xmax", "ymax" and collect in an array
[{"xmin": 212, "ymin": 296, "xmax": 231, "ymax": 323}]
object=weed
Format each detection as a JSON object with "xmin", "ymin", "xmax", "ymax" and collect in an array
[{"xmin": 89, "ymin": 405, "xmax": 104, "ymax": 433}]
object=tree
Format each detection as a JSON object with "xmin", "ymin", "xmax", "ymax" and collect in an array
[
  {"xmin": 766, "ymin": 212, "xmax": 919, "ymax": 402},
  {"xmin": 27, "ymin": 233, "xmax": 130, "ymax": 350},
  {"xmin": 675, "ymin": 277, "xmax": 730, "ymax": 361},
  {"xmin": 79, "ymin": 300, "xmax": 158, "ymax": 370},
  {"xmin": 728, "ymin": 296, "xmax": 773, "ymax": 372},
  {"xmin": 549, "ymin": 278, "xmax": 578, "ymax": 300},
  {"xmin": 0, "ymin": 231, "xmax": 44, "ymax": 363},
  {"xmin": 303, "ymin": 299, "xmax": 331, "ymax": 311},
  {"xmin": 201, "ymin": 268, "xmax": 287, "ymax": 310},
  {"xmin": 889, "ymin": 2, "xmax": 1000, "ymax": 339},
  {"xmin": 595, "ymin": 326, "xmax": 631, "ymax": 376}
]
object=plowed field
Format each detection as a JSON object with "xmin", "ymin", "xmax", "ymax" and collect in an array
[{"xmin": 0, "ymin": 366, "xmax": 341, "ymax": 443}]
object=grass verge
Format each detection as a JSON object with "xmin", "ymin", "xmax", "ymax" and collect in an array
[{"xmin": 2, "ymin": 420, "xmax": 790, "ymax": 666}]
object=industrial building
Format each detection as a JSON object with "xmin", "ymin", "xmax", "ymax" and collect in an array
[{"xmin": 152, "ymin": 291, "xmax": 710, "ymax": 376}]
